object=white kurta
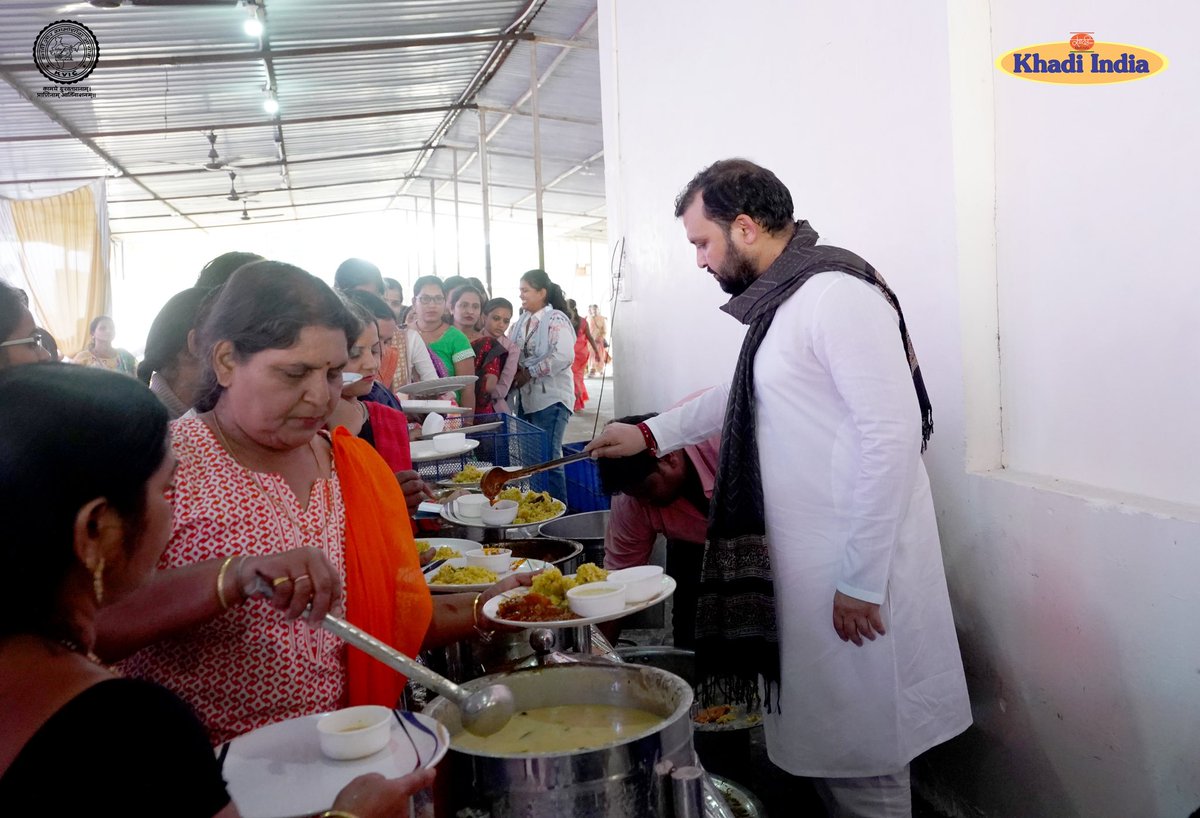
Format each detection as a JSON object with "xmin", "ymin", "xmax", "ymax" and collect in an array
[{"xmin": 648, "ymin": 271, "xmax": 971, "ymax": 777}]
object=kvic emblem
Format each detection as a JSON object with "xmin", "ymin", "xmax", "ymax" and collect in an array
[{"xmin": 33, "ymin": 20, "xmax": 99, "ymax": 84}]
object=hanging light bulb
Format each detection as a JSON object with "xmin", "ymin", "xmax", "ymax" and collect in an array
[
  {"xmin": 263, "ymin": 88, "xmax": 279, "ymax": 115},
  {"xmin": 243, "ymin": 4, "xmax": 264, "ymax": 37}
]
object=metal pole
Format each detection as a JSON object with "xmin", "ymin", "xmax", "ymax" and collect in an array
[
  {"xmin": 530, "ymin": 41, "xmax": 546, "ymax": 269},
  {"xmin": 452, "ymin": 147, "xmax": 462, "ymax": 276},
  {"xmin": 429, "ymin": 178, "xmax": 438, "ymax": 276},
  {"xmin": 404, "ymin": 205, "xmax": 412, "ymax": 282},
  {"xmin": 478, "ymin": 108, "xmax": 493, "ymax": 292}
]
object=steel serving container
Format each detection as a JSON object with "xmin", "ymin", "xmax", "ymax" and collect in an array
[
  {"xmin": 537, "ymin": 510, "xmax": 610, "ymax": 566},
  {"xmin": 423, "ymin": 663, "xmax": 696, "ymax": 817}
]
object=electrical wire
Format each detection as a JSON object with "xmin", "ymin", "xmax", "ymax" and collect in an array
[{"xmin": 588, "ymin": 236, "xmax": 625, "ymax": 440}]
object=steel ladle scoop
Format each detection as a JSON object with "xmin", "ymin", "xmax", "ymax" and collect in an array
[
  {"xmin": 251, "ymin": 576, "xmax": 514, "ymax": 736},
  {"xmin": 479, "ymin": 448, "xmax": 594, "ymax": 500},
  {"xmin": 319, "ymin": 614, "xmax": 515, "ymax": 737}
]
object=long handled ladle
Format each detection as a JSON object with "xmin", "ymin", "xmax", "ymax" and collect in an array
[
  {"xmin": 479, "ymin": 449, "xmax": 593, "ymax": 500},
  {"xmin": 252, "ymin": 576, "xmax": 514, "ymax": 736}
]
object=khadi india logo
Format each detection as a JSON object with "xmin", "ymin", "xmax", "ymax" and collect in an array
[{"xmin": 996, "ymin": 33, "xmax": 1167, "ymax": 84}]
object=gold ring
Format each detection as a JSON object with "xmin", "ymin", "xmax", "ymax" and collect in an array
[
  {"xmin": 293, "ymin": 574, "xmax": 312, "ymax": 585},
  {"xmin": 271, "ymin": 576, "xmax": 293, "ymax": 587}
]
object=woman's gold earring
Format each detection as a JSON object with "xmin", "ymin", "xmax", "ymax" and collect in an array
[{"xmin": 92, "ymin": 556, "xmax": 105, "ymax": 605}]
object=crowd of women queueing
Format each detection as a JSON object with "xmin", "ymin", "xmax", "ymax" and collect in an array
[{"xmin": 0, "ymin": 253, "xmax": 610, "ymax": 816}]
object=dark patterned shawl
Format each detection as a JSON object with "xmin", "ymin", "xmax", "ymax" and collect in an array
[{"xmin": 694, "ymin": 220, "xmax": 932, "ymax": 712}]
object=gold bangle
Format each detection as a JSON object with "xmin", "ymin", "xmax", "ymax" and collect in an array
[
  {"xmin": 319, "ymin": 812, "xmax": 360, "ymax": 818},
  {"xmin": 215, "ymin": 556, "xmax": 237, "ymax": 611},
  {"xmin": 472, "ymin": 592, "xmax": 494, "ymax": 641}
]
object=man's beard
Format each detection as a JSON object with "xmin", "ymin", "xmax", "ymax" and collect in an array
[{"xmin": 710, "ymin": 238, "xmax": 757, "ymax": 297}]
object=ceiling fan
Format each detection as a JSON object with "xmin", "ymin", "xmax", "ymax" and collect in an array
[
  {"xmin": 239, "ymin": 202, "xmax": 287, "ymax": 222},
  {"xmin": 199, "ymin": 131, "xmax": 240, "ymax": 172},
  {"xmin": 146, "ymin": 131, "xmax": 270, "ymax": 173},
  {"xmin": 225, "ymin": 171, "xmax": 245, "ymax": 202}
]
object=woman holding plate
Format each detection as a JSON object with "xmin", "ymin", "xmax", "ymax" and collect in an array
[
  {"xmin": 411, "ymin": 276, "xmax": 475, "ymax": 411},
  {"xmin": 0, "ymin": 364, "xmax": 433, "ymax": 817},
  {"xmin": 97, "ymin": 262, "xmax": 520, "ymax": 745}
]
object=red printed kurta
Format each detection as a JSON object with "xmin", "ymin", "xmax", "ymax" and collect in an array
[{"xmin": 120, "ymin": 418, "xmax": 347, "ymax": 745}]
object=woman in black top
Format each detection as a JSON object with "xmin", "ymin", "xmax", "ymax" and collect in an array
[{"xmin": 0, "ymin": 364, "xmax": 432, "ymax": 817}]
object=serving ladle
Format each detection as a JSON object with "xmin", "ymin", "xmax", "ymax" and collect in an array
[
  {"xmin": 479, "ymin": 449, "xmax": 594, "ymax": 500},
  {"xmin": 252, "ymin": 576, "xmax": 514, "ymax": 736}
]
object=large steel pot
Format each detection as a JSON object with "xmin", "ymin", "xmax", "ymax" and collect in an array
[
  {"xmin": 537, "ymin": 510, "xmax": 610, "ymax": 566},
  {"xmin": 616, "ymin": 647, "xmax": 761, "ymax": 793},
  {"xmin": 498, "ymin": 536, "xmax": 584, "ymax": 574},
  {"xmin": 424, "ymin": 663, "xmax": 695, "ymax": 817}
]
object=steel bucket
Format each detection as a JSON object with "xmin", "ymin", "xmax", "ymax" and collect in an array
[
  {"xmin": 424, "ymin": 663, "xmax": 695, "ymax": 817},
  {"xmin": 537, "ymin": 510, "xmax": 610, "ymax": 566}
]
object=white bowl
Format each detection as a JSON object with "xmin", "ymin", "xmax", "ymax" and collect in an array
[
  {"xmin": 567, "ymin": 581, "xmax": 627, "ymax": 618},
  {"xmin": 452, "ymin": 494, "xmax": 490, "ymax": 519},
  {"xmin": 479, "ymin": 499, "xmax": 519, "ymax": 526},
  {"xmin": 607, "ymin": 565, "xmax": 665, "ymax": 603},
  {"xmin": 316, "ymin": 705, "xmax": 392, "ymax": 760},
  {"xmin": 433, "ymin": 431, "xmax": 466, "ymax": 452},
  {"xmin": 421, "ymin": 412, "xmax": 446, "ymax": 435},
  {"xmin": 464, "ymin": 547, "xmax": 512, "ymax": 573}
]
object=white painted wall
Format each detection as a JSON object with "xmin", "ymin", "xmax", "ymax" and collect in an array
[
  {"xmin": 991, "ymin": 4, "xmax": 1200, "ymax": 507},
  {"xmin": 597, "ymin": 1, "xmax": 1200, "ymax": 815}
]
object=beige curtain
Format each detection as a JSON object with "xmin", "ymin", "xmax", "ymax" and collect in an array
[{"xmin": 0, "ymin": 181, "xmax": 109, "ymax": 355}]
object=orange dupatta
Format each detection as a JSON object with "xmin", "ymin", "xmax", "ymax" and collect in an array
[{"xmin": 331, "ymin": 426, "xmax": 433, "ymax": 707}]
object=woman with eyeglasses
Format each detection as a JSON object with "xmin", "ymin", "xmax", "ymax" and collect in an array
[
  {"xmin": 0, "ymin": 281, "xmax": 53, "ymax": 368},
  {"xmin": 411, "ymin": 276, "xmax": 475, "ymax": 410}
]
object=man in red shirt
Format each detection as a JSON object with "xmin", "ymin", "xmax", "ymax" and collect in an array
[{"xmin": 598, "ymin": 412, "xmax": 720, "ymax": 647}]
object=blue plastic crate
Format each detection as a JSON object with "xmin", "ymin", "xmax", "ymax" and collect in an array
[
  {"xmin": 414, "ymin": 413, "xmax": 550, "ymax": 487},
  {"xmin": 562, "ymin": 441, "xmax": 611, "ymax": 513}
]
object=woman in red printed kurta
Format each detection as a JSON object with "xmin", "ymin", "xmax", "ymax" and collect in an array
[
  {"xmin": 120, "ymin": 417, "xmax": 348, "ymax": 744},
  {"xmin": 98, "ymin": 262, "xmax": 530, "ymax": 746}
]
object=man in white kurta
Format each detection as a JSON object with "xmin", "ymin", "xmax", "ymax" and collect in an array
[{"xmin": 590, "ymin": 159, "xmax": 970, "ymax": 817}]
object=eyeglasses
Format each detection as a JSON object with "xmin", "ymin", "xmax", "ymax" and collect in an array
[
  {"xmin": 0, "ymin": 328, "xmax": 53, "ymax": 352},
  {"xmin": 417, "ymin": 294, "xmax": 445, "ymax": 305}
]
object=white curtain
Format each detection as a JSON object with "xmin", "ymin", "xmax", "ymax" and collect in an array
[{"xmin": 0, "ymin": 180, "xmax": 110, "ymax": 355}]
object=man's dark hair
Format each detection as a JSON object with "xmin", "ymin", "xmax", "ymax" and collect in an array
[
  {"xmin": 596, "ymin": 413, "xmax": 661, "ymax": 496},
  {"xmin": 383, "ymin": 278, "xmax": 403, "ymax": 300},
  {"xmin": 196, "ymin": 251, "xmax": 264, "ymax": 290},
  {"xmin": 673, "ymin": 158, "xmax": 794, "ymax": 234},
  {"xmin": 334, "ymin": 258, "xmax": 385, "ymax": 295}
]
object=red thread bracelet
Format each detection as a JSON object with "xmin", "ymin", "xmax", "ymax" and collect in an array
[{"xmin": 635, "ymin": 422, "xmax": 659, "ymax": 456}]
